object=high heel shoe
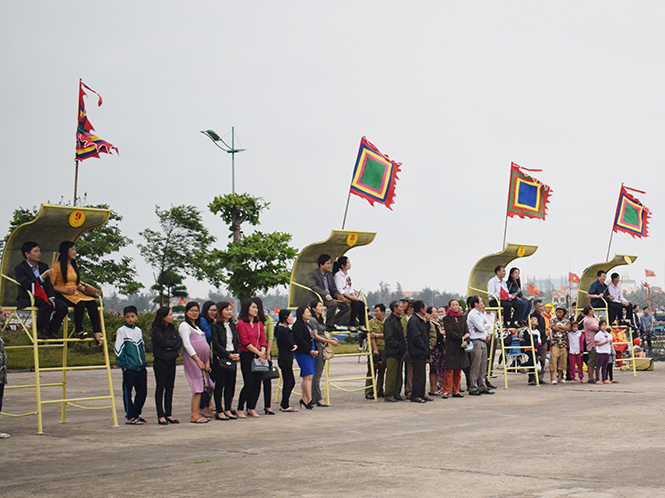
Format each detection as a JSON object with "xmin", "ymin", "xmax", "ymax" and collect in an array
[
  {"xmin": 299, "ymin": 399, "xmax": 313, "ymax": 410},
  {"xmin": 264, "ymin": 408, "xmax": 275, "ymax": 415},
  {"xmin": 306, "ymin": 400, "xmax": 315, "ymax": 410}
]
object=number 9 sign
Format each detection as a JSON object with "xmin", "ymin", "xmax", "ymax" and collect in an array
[
  {"xmin": 346, "ymin": 233, "xmax": 358, "ymax": 247},
  {"xmin": 69, "ymin": 210, "xmax": 86, "ymax": 228}
]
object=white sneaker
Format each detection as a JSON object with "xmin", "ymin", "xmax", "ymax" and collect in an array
[
  {"xmin": 551, "ymin": 380, "xmax": 557, "ymax": 385},
  {"xmin": 0, "ymin": 432, "xmax": 10, "ymax": 439}
]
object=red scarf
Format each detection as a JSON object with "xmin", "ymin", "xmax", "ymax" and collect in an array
[{"xmin": 447, "ymin": 309, "xmax": 461, "ymax": 318}]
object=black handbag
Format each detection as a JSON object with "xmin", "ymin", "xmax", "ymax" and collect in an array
[
  {"xmin": 217, "ymin": 356, "xmax": 235, "ymax": 372},
  {"xmin": 263, "ymin": 360, "xmax": 279, "ymax": 380}
]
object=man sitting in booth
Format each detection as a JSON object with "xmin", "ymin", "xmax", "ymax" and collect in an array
[
  {"xmin": 15, "ymin": 241, "xmax": 68, "ymax": 339},
  {"xmin": 307, "ymin": 254, "xmax": 350, "ymax": 331},
  {"xmin": 588, "ymin": 270, "xmax": 610, "ymax": 313},
  {"xmin": 487, "ymin": 265, "xmax": 528, "ymax": 328},
  {"xmin": 606, "ymin": 273, "xmax": 634, "ymax": 325}
]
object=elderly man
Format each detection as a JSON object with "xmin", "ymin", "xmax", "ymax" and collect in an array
[
  {"xmin": 549, "ymin": 307, "xmax": 570, "ymax": 384},
  {"xmin": 466, "ymin": 296, "xmax": 494, "ymax": 396},
  {"xmin": 407, "ymin": 300, "xmax": 432, "ymax": 403},
  {"xmin": 383, "ymin": 301, "xmax": 406, "ymax": 402},
  {"xmin": 307, "ymin": 254, "xmax": 350, "ymax": 331},
  {"xmin": 607, "ymin": 273, "xmax": 634, "ymax": 325},
  {"xmin": 365, "ymin": 304, "xmax": 386, "ymax": 399}
]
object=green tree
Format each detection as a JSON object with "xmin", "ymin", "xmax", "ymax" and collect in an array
[
  {"xmin": 1, "ymin": 204, "xmax": 143, "ymax": 295},
  {"xmin": 207, "ymin": 193, "xmax": 297, "ymax": 303},
  {"xmin": 151, "ymin": 270, "xmax": 188, "ymax": 305},
  {"xmin": 138, "ymin": 205, "xmax": 215, "ymax": 306}
]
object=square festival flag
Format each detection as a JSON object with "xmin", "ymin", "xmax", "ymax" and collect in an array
[
  {"xmin": 613, "ymin": 185, "xmax": 650, "ymax": 238},
  {"xmin": 349, "ymin": 137, "xmax": 401, "ymax": 210},
  {"xmin": 506, "ymin": 162, "xmax": 553, "ymax": 220}
]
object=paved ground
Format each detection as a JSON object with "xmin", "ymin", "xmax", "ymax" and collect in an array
[{"xmin": 0, "ymin": 358, "xmax": 663, "ymax": 498}]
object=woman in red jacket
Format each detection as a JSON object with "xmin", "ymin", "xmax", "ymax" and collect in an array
[{"xmin": 236, "ymin": 299, "xmax": 267, "ymax": 418}]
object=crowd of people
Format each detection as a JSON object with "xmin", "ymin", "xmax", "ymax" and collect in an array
[{"xmin": 0, "ymin": 247, "xmax": 660, "ymax": 436}]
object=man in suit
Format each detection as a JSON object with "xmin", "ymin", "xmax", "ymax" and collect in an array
[
  {"xmin": 15, "ymin": 241, "xmax": 68, "ymax": 339},
  {"xmin": 406, "ymin": 300, "xmax": 432, "ymax": 403},
  {"xmin": 307, "ymin": 254, "xmax": 349, "ymax": 331}
]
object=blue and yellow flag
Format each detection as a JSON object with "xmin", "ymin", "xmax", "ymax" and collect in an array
[{"xmin": 506, "ymin": 162, "xmax": 552, "ymax": 220}]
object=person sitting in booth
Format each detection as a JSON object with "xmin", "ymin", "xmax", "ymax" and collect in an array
[
  {"xmin": 307, "ymin": 254, "xmax": 350, "ymax": 331},
  {"xmin": 15, "ymin": 242, "xmax": 68, "ymax": 340},
  {"xmin": 588, "ymin": 270, "xmax": 610, "ymax": 311},
  {"xmin": 487, "ymin": 265, "xmax": 527, "ymax": 328},
  {"xmin": 606, "ymin": 273, "xmax": 634, "ymax": 326}
]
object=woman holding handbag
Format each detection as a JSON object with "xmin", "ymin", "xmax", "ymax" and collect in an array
[
  {"xmin": 251, "ymin": 297, "xmax": 276, "ymax": 415},
  {"xmin": 178, "ymin": 301, "xmax": 212, "ymax": 424},
  {"xmin": 293, "ymin": 306, "xmax": 318, "ymax": 409},
  {"xmin": 236, "ymin": 299, "xmax": 268, "ymax": 419},
  {"xmin": 308, "ymin": 299, "xmax": 339, "ymax": 407},
  {"xmin": 210, "ymin": 301, "xmax": 240, "ymax": 421}
]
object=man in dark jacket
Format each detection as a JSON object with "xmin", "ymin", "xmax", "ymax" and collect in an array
[
  {"xmin": 383, "ymin": 301, "xmax": 406, "ymax": 402},
  {"xmin": 407, "ymin": 300, "xmax": 431, "ymax": 403},
  {"xmin": 14, "ymin": 241, "xmax": 68, "ymax": 339},
  {"xmin": 307, "ymin": 254, "xmax": 349, "ymax": 331}
]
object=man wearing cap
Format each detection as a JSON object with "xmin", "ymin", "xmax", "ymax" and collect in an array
[{"xmin": 549, "ymin": 307, "xmax": 570, "ymax": 384}]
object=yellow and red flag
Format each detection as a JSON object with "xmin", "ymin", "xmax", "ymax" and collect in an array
[
  {"xmin": 646, "ymin": 269, "xmax": 656, "ymax": 278},
  {"xmin": 76, "ymin": 79, "xmax": 118, "ymax": 162},
  {"xmin": 527, "ymin": 283, "xmax": 540, "ymax": 295},
  {"xmin": 568, "ymin": 272, "xmax": 580, "ymax": 284}
]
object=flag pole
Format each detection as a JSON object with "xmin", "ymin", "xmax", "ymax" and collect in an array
[
  {"xmin": 341, "ymin": 192, "xmax": 351, "ymax": 230},
  {"xmin": 502, "ymin": 216, "xmax": 509, "ymax": 250},
  {"xmin": 73, "ymin": 160, "xmax": 79, "ymax": 206}
]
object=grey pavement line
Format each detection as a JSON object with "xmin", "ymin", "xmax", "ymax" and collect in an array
[{"xmin": 329, "ymin": 457, "xmax": 608, "ymax": 485}]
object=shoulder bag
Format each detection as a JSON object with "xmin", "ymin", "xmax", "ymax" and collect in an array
[{"xmin": 250, "ymin": 321, "xmax": 269, "ymax": 372}]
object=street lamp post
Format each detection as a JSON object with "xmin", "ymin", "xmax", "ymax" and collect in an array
[{"xmin": 200, "ymin": 127, "xmax": 246, "ymax": 195}]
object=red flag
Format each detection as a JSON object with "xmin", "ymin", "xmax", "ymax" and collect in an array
[
  {"xmin": 273, "ymin": 307, "xmax": 280, "ymax": 314},
  {"xmin": 33, "ymin": 280, "xmax": 49, "ymax": 303},
  {"xmin": 178, "ymin": 297, "xmax": 186, "ymax": 305},
  {"xmin": 499, "ymin": 287, "xmax": 509, "ymax": 300},
  {"xmin": 528, "ymin": 284, "xmax": 541, "ymax": 296},
  {"xmin": 568, "ymin": 272, "xmax": 580, "ymax": 284},
  {"xmin": 646, "ymin": 269, "xmax": 656, "ymax": 278}
]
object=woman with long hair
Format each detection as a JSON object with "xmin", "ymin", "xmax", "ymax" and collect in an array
[
  {"xmin": 251, "ymin": 297, "xmax": 276, "ymax": 415},
  {"xmin": 210, "ymin": 301, "xmax": 240, "ymax": 420},
  {"xmin": 151, "ymin": 306, "xmax": 182, "ymax": 425},
  {"xmin": 178, "ymin": 301, "xmax": 212, "ymax": 424},
  {"xmin": 198, "ymin": 300, "xmax": 217, "ymax": 418},
  {"xmin": 51, "ymin": 241, "xmax": 103, "ymax": 344},
  {"xmin": 275, "ymin": 309, "xmax": 298, "ymax": 412},
  {"xmin": 292, "ymin": 305, "xmax": 318, "ymax": 409},
  {"xmin": 332, "ymin": 256, "xmax": 367, "ymax": 333},
  {"xmin": 427, "ymin": 306, "xmax": 445, "ymax": 397},
  {"xmin": 506, "ymin": 267, "xmax": 534, "ymax": 326},
  {"xmin": 308, "ymin": 299, "xmax": 339, "ymax": 407},
  {"xmin": 236, "ymin": 299, "xmax": 267, "ymax": 419}
]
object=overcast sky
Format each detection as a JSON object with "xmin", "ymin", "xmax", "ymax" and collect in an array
[{"xmin": 1, "ymin": 1, "xmax": 664, "ymax": 299}]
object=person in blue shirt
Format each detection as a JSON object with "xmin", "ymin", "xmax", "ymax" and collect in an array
[{"xmin": 588, "ymin": 271, "xmax": 610, "ymax": 309}]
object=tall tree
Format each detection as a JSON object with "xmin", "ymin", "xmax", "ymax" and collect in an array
[
  {"xmin": 1, "ymin": 204, "xmax": 143, "ymax": 295},
  {"xmin": 138, "ymin": 205, "xmax": 215, "ymax": 306},
  {"xmin": 207, "ymin": 193, "xmax": 297, "ymax": 303}
]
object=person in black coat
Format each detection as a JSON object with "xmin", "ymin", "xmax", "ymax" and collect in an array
[
  {"xmin": 407, "ymin": 300, "xmax": 431, "ymax": 403},
  {"xmin": 151, "ymin": 306, "xmax": 182, "ymax": 425},
  {"xmin": 383, "ymin": 301, "xmax": 406, "ymax": 402},
  {"xmin": 275, "ymin": 309, "xmax": 298, "ymax": 412},
  {"xmin": 14, "ymin": 241, "xmax": 68, "ymax": 339},
  {"xmin": 210, "ymin": 301, "xmax": 240, "ymax": 420}
]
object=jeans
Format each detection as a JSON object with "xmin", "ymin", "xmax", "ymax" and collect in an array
[{"xmin": 153, "ymin": 358, "xmax": 176, "ymax": 418}]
